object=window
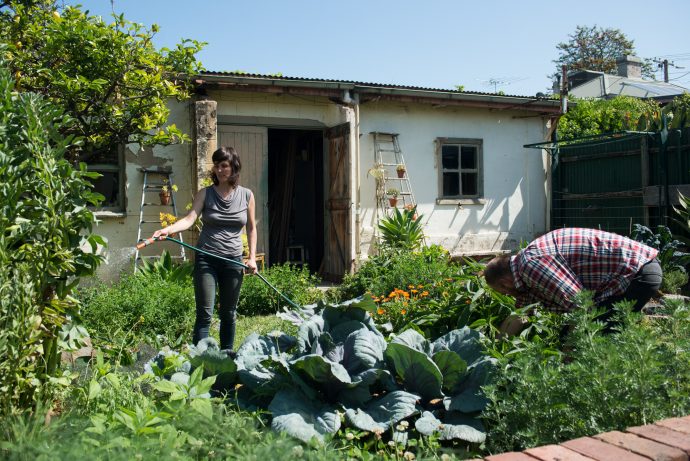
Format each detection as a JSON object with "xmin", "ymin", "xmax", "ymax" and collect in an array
[
  {"xmin": 437, "ymin": 138, "xmax": 483, "ymax": 199},
  {"xmin": 87, "ymin": 144, "xmax": 125, "ymax": 212}
]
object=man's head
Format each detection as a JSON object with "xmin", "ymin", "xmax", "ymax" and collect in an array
[{"xmin": 483, "ymin": 255, "xmax": 520, "ymax": 296}]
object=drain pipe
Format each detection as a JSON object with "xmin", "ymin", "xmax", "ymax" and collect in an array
[{"xmin": 347, "ymin": 90, "xmax": 362, "ymax": 265}]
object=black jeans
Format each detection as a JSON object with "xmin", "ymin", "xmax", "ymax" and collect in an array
[
  {"xmin": 193, "ymin": 253, "xmax": 244, "ymax": 350},
  {"xmin": 598, "ymin": 258, "xmax": 663, "ymax": 327}
]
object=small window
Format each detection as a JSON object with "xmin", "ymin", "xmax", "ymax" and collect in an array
[
  {"xmin": 86, "ymin": 144, "xmax": 125, "ymax": 211},
  {"xmin": 437, "ymin": 138, "xmax": 482, "ymax": 199}
]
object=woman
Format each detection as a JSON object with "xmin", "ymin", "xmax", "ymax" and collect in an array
[{"xmin": 152, "ymin": 146, "xmax": 257, "ymax": 354}]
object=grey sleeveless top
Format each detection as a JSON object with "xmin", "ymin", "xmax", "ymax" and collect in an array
[{"xmin": 196, "ymin": 185, "xmax": 251, "ymax": 257}]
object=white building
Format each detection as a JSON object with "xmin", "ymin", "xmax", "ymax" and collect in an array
[{"xmin": 92, "ymin": 73, "xmax": 560, "ymax": 281}]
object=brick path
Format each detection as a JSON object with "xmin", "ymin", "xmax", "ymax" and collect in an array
[{"xmin": 483, "ymin": 415, "xmax": 690, "ymax": 461}]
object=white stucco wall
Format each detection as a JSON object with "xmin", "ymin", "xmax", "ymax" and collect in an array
[
  {"xmin": 91, "ymin": 90, "xmax": 549, "ymax": 281},
  {"xmin": 357, "ymin": 101, "xmax": 549, "ymax": 258},
  {"xmin": 91, "ymin": 100, "xmax": 195, "ymax": 282}
]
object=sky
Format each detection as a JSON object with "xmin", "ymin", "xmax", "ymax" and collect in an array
[{"xmin": 68, "ymin": 0, "xmax": 690, "ymax": 97}]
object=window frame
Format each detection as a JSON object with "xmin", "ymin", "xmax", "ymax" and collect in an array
[
  {"xmin": 87, "ymin": 144, "xmax": 126, "ymax": 215},
  {"xmin": 435, "ymin": 137, "xmax": 484, "ymax": 202}
]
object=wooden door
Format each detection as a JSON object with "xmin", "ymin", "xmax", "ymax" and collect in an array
[
  {"xmin": 322, "ymin": 123, "xmax": 352, "ymax": 281},
  {"xmin": 218, "ymin": 125, "xmax": 269, "ymax": 260}
]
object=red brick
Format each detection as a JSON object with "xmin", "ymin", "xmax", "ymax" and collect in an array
[
  {"xmin": 594, "ymin": 430, "xmax": 687, "ymax": 461},
  {"xmin": 484, "ymin": 452, "xmax": 537, "ymax": 461},
  {"xmin": 657, "ymin": 417, "xmax": 690, "ymax": 436},
  {"xmin": 562, "ymin": 436, "xmax": 650, "ymax": 461},
  {"xmin": 524, "ymin": 444, "xmax": 595, "ymax": 460},
  {"xmin": 628, "ymin": 424, "xmax": 690, "ymax": 454}
]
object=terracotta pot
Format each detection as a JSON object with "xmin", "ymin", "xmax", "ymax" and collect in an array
[
  {"xmin": 388, "ymin": 197, "xmax": 398, "ymax": 207},
  {"xmin": 159, "ymin": 191, "xmax": 171, "ymax": 205},
  {"xmin": 397, "ymin": 169, "xmax": 406, "ymax": 178}
]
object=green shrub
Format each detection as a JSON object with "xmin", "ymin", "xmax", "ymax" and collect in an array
[
  {"xmin": 80, "ymin": 274, "xmax": 196, "ymax": 347},
  {"xmin": 662, "ymin": 269, "xmax": 689, "ymax": 294},
  {"xmin": 378, "ymin": 206, "xmax": 424, "ymax": 250},
  {"xmin": 483, "ymin": 295, "xmax": 690, "ymax": 453},
  {"xmin": 238, "ymin": 263, "xmax": 323, "ymax": 315}
]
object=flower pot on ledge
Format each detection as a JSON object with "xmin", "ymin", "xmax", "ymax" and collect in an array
[
  {"xmin": 388, "ymin": 197, "xmax": 398, "ymax": 207},
  {"xmin": 397, "ymin": 169, "xmax": 406, "ymax": 178},
  {"xmin": 159, "ymin": 191, "xmax": 171, "ymax": 205}
]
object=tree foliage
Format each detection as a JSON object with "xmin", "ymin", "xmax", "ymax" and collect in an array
[
  {"xmin": 558, "ymin": 96, "xmax": 660, "ymax": 140},
  {"xmin": 553, "ymin": 25, "xmax": 654, "ymax": 80},
  {"xmin": 0, "ymin": 0, "xmax": 204, "ymax": 161}
]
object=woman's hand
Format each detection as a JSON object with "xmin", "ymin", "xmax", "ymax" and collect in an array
[
  {"xmin": 152, "ymin": 228, "xmax": 170, "ymax": 240},
  {"xmin": 245, "ymin": 257, "xmax": 258, "ymax": 274}
]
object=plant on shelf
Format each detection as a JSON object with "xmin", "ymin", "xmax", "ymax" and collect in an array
[
  {"xmin": 386, "ymin": 188, "xmax": 399, "ymax": 207},
  {"xmin": 396, "ymin": 163, "xmax": 406, "ymax": 178},
  {"xmin": 159, "ymin": 179, "xmax": 178, "ymax": 205}
]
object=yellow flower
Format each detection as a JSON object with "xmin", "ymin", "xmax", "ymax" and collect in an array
[
  {"xmin": 408, "ymin": 284, "xmax": 415, "ymax": 289},
  {"xmin": 389, "ymin": 291, "xmax": 396, "ymax": 298},
  {"xmin": 417, "ymin": 284, "xmax": 424, "ymax": 288},
  {"xmin": 411, "ymin": 289, "xmax": 418, "ymax": 294}
]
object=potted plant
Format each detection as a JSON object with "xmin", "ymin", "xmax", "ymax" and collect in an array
[
  {"xmin": 159, "ymin": 180, "xmax": 178, "ymax": 205},
  {"xmin": 367, "ymin": 163, "xmax": 386, "ymax": 199},
  {"xmin": 396, "ymin": 163, "xmax": 406, "ymax": 178},
  {"xmin": 386, "ymin": 188, "xmax": 399, "ymax": 207}
]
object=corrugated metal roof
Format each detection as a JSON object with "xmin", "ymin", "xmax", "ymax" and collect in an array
[
  {"xmin": 199, "ymin": 70, "xmax": 540, "ymax": 100},
  {"xmin": 620, "ymin": 80, "xmax": 687, "ymax": 97}
]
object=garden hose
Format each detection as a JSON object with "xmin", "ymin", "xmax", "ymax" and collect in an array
[{"xmin": 136, "ymin": 236, "xmax": 301, "ymax": 310}]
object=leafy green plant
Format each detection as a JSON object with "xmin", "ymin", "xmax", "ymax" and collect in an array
[
  {"xmin": 80, "ymin": 274, "xmax": 195, "ymax": 347},
  {"xmin": 136, "ymin": 250, "xmax": 194, "ymax": 282},
  {"xmin": 238, "ymin": 263, "xmax": 323, "ymax": 315},
  {"xmin": 632, "ymin": 224, "xmax": 690, "ymax": 273},
  {"xmin": 149, "ymin": 296, "xmax": 495, "ymax": 449},
  {"xmin": 661, "ymin": 269, "xmax": 688, "ymax": 294},
  {"xmin": 483, "ymin": 294, "xmax": 690, "ymax": 453},
  {"xmin": 0, "ymin": 59, "xmax": 103, "ymax": 415},
  {"xmin": 378, "ymin": 206, "xmax": 424, "ymax": 250}
]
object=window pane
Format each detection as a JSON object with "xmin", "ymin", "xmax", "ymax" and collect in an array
[
  {"xmin": 461, "ymin": 173, "xmax": 477, "ymax": 196},
  {"xmin": 92, "ymin": 170, "xmax": 120, "ymax": 207},
  {"xmin": 442, "ymin": 145, "xmax": 459, "ymax": 169},
  {"xmin": 443, "ymin": 172, "xmax": 459, "ymax": 196},
  {"xmin": 460, "ymin": 146, "xmax": 477, "ymax": 169}
]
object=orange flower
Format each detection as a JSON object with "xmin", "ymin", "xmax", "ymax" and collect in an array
[
  {"xmin": 411, "ymin": 289, "xmax": 418, "ymax": 294},
  {"xmin": 383, "ymin": 297, "xmax": 390, "ymax": 302},
  {"xmin": 417, "ymin": 284, "xmax": 424, "ymax": 288},
  {"xmin": 389, "ymin": 291, "xmax": 396, "ymax": 298},
  {"xmin": 377, "ymin": 308, "xmax": 385, "ymax": 315},
  {"xmin": 401, "ymin": 309, "xmax": 407, "ymax": 315},
  {"xmin": 408, "ymin": 284, "xmax": 415, "ymax": 289},
  {"xmin": 402, "ymin": 292, "xmax": 410, "ymax": 298},
  {"xmin": 421, "ymin": 291, "xmax": 429, "ymax": 297}
]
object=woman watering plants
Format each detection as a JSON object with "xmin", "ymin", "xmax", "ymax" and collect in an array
[{"xmin": 152, "ymin": 146, "xmax": 257, "ymax": 355}]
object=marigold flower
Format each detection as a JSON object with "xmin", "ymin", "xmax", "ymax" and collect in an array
[
  {"xmin": 402, "ymin": 292, "xmax": 410, "ymax": 298},
  {"xmin": 383, "ymin": 297, "xmax": 390, "ymax": 302},
  {"xmin": 401, "ymin": 309, "xmax": 407, "ymax": 315},
  {"xmin": 421, "ymin": 291, "xmax": 429, "ymax": 297},
  {"xmin": 411, "ymin": 289, "xmax": 418, "ymax": 294},
  {"xmin": 408, "ymin": 284, "xmax": 415, "ymax": 289},
  {"xmin": 377, "ymin": 308, "xmax": 385, "ymax": 315},
  {"xmin": 417, "ymin": 284, "xmax": 424, "ymax": 288},
  {"xmin": 389, "ymin": 291, "xmax": 397, "ymax": 298}
]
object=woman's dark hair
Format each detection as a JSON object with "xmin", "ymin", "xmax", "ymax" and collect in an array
[
  {"xmin": 211, "ymin": 146, "xmax": 241, "ymax": 186},
  {"xmin": 482, "ymin": 255, "xmax": 512, "ymax": 286}
]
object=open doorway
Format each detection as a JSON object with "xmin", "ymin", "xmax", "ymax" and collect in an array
[{"xmin": 267, "ymin": 129, "xmax": 324, "ymax": 273}]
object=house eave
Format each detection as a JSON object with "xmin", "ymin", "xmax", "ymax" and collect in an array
[{"xmin": 195, "ymin": 74, "xmax": 561, "ymax": 114}]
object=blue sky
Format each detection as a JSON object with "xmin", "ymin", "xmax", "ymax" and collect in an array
[{"xmin": 70, "ymin": 0, "xmax": 690, "ymax": 97}]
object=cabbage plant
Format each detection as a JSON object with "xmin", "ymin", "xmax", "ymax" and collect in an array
[{"xmin": 148, "ymin": 296, "xmax": 495, "ymax": 445}]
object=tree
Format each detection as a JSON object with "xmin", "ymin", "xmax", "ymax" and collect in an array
[
  {"xmin": 0, "ymin": 0, "xmax": 204, "ymax": 162},
  {"xmin": 553, "ymin": 25, "xmax": 654, "ymax": 80}
]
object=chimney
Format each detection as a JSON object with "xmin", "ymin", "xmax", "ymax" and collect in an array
[{"xmin": 616, "ymin": 55, "xmax": 642, "ymax": 78}]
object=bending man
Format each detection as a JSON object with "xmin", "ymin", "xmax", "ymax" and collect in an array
[{"xmin": 483, "ymin": 228, "xmax": 662, "ymax": 330}]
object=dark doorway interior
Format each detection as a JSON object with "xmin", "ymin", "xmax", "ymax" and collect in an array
[{"xmin": 267, "ymin": 129, "xmax": 324, "ymax": 272}]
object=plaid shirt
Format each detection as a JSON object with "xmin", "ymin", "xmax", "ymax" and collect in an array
[{"xmin": 510, "ymin": 228, "xmax": 658, "ymax": 313}]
